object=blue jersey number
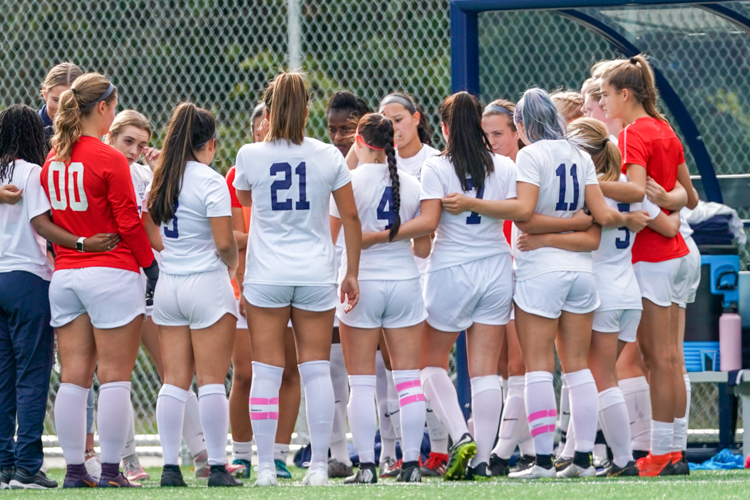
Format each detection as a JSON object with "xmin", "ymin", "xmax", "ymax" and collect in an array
[
  {"xmin": 164, "ymin": 201, "xmax": 179, "ymax": 239},
  {"xmin": 555, "ymin": 163, "xmax": 580, "ymax": 211},
  {"xmin": 377, "ymin": 187, "xmax": 396, "ymax": 229},
  {"xmin": 615, "ymin": 203, "xmax": 631, "ymax": 249},
  {"xmin": 464, "ymin": 177, "xmax": 485, "ymax": 225},
  {"xmin": 270, "ymin": 162, "xmax": 310, "ymax": 211}
]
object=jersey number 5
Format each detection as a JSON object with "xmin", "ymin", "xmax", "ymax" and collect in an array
[
  {"xmin": 615, "ymin": 203, "xmax": 630, "ymax": 249},
  {"xmin": 555, "ymin": 163, "xmax": 580, "ymax": 211},
  {"xmin": 47, "ymin": 161, "xmax": 88, "ymax": 211},
  {"xmin": 270, "ymin": 162, "xmax": 310, "ymax": 211}
]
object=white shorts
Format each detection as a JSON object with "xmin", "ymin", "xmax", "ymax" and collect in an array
[
  {"xmin": 243, "ymin": 284, "xmax": 337, "ymax": 312},
  {"xmin": 152, "ymin": 270, "xmax": 238, "ymax": 329},
  {"xmin": 50, "ymin": 267, "xmax": 145, "ymax": 329},
  {"xmin": 673, "ymin": 237, "xmax": 701, "ymax": 307},
  {"xmin": 337, "ymin": 278, "xmax": 427, "ymax": 329},
  {"xmin": 236, "ymin": 299, "xmax": 248, "ymax": 329},
  {"xmin": 592, "ymin": 309, "xmax": 642, "ymax": 343},
  {"xmin": 424, "ymin": 253, "xmax": 513, "ymax": 332},
  {"xmin": 633, "ymin": 258, "xmax": 682, "ymax": 308},
  {"xmin": 514, "ymin": 271, "xmax": 600, "ymax": 319}
]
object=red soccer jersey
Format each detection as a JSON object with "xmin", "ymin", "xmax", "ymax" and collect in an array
[
  {"xmin": 619, "ymin": 117, "xmax": 689, "ymax": 263},
  {"xmin": 41, "ymin": 136, "xmax": 155, "ymax": 273}
]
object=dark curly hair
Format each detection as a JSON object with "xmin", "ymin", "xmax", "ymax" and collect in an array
[
  {"xmin": 0, "ymin": 104, "xmax": 48, "ymax": 183},
  {"xmin": 326, "ymin": 91, "xmax": 370, "ymax": 120}
]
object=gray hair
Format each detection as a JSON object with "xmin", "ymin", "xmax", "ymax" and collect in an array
[{"xmin": 514, "ymin": 88, "xmax": 567, "ymax": 143}]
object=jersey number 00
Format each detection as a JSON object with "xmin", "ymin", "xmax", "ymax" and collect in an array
[{"xmin": 47, "ymin": 161, "xmax": 89, "ymax": 211}]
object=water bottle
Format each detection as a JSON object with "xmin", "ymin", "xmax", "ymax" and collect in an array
[{"xmin": 719, "ymin": 303, "xmax": 742, "ymax": 371}]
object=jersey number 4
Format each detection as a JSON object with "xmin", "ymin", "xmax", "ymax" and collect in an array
[
  {"xmin": 270, "ymin": 162, "xmax": 310, "ymax": 211},
  {"xmin": 377, "ymin": 187, "xmax": 396, "ymax": 229},
  {"xmin": 555, "ymin": 163, "xmax": 580, "ymax": 211},
  {"xmin": 47, "ymin": 161, "xmax": 88, "ymax": 211}
]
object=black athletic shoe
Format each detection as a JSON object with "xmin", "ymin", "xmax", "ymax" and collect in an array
[
  {"xmin": 554, "ymin": 456, "xmax": 572, "ymax": 472},
  {"xmin": 658, "ymin": 462, "xmax": 676, "ymax": 476},
  {"xmin": 1, "ymin": 468, "xmax": 14, "ymax": 490},
  {"xmin": 344, "ymin": 463, "xmax": 377, "ymax": 484},
  {"xmin": 9, "ymin": 469, "xmax": 58, "ymax": 489},
  {"xmin": 488, "ymin": 454, "xmax": 509, "ymax": 476},
  {"xmin": 672, "ymin": 453, "xmax": 690, "ymax": 476},
  {"xmin": 597, "ymin": 460, "xmax": 639, "ymax": 478},
  {"xmin": 208, "ymin": 465, "xmax": 242, "ymax": 487},
  {"xmin": 466, "ymin": 462, "xmax": 492, "ymax": 481},
  {"xmin": 396, "ymin": 461, "xmax": 421, "ymax": 483},
  {"xmin": 160, "ymin": 465, "xmax": 188, "ymax": 487},
  {"xmin": 63, "ymin": 464, "xmax": 98, "ymax": 488},
  {"xmin": 510, "ymin": 454, "xmax": 535, "ymax": 473}
]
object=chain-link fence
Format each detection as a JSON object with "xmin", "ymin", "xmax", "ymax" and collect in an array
[{"xmin": 2, "ymin": 0, "xmax": 748, "ymax": 449}]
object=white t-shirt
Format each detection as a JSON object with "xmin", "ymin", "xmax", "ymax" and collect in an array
[
  {"xmin": 234, "ymin": 137, "xmax": 352, "ymax": 286},
  {"xmin": 397, "ymin": 144, "xmax": 440, "ymax": 181},
  {"xmin": 130, "ymin": 162, "xmax": 153, "ymax": 216},
  {"xmin": 679, "ymin": 207, "xmax": 694, "ymax": 240},
  {"xmin": 420, "ymin": 153, "xmax": 517, "ymax": 273},
  {"xmin": 593, "ymin": 175, "xmax": 662, "ymax": 311},
  {"xmin": 512, "ymin": 139, "xmax": 600, "ymax": 280},
  {"xmin": 331, "ymin": 163, "xmax": 422, "ymax": 281},
  {"xmin": 0, "ymin": 160, "xmax": 53, "ymax": 280},
  {"xmin": 151, "ymin": 161, "xmax": 232, "ymax": 275}
]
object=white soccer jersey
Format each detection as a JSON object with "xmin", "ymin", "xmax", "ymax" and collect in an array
[
  {"xmin": 234, "ymin": 137, "xmax": 352, "ymax": 286},
  {"xmin": 154, "ymin": 161, "xmax": 232, "ymax": 275},
  {"xmin": 0, "ymin": 160, "xmax": 53, "ymax": 280},
  {"xmin": 130, "ymin": 162, "xmax": 153, "ymax": 216},
  {"xmin": 512, "ymin": 139, "xmax": 600, "ymax": 280},
  {"xmin": 679, "ymin": 207, "xmax": 694, "ymax": 240},
  {"xmin": 593, "ymin": 175, "xmax": 662, "ymax": 311},
  {"xmin": 331, "ymin": 163, "xmax": 422, "ymax": 281},
  {"xmin": 420, "ymin": 153, "xmax": 517, "ymax": 273},
  {"xmin": 397, "ymin": 144, "xmax": 440, "ymax": 180}
]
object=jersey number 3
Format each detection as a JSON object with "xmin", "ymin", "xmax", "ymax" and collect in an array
[
  {"xmin": 47, "ymin": 161, "xmax": 88, "ymax": 211},
  {"xmin": 615, "ymin": 203, "xmax": 630, "ymax": 249},
  {"xmin": 270, "ymin": 162, "xmax": 310, "ymax": 211}
]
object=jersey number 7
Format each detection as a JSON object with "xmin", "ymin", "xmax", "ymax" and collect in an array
[
  {"xmin": 464, "ymin": 177, "xmax": 485, "ymax": 225},
  {"xmin": 270, "ymin": 162, "xmax": 310, "ymax": 211}
]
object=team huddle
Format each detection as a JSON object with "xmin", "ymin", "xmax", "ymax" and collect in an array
[{"xmin": 0, "ymin": 53, "xmax": 700, "ymax": 489}]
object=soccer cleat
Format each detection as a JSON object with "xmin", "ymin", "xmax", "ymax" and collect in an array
[
  {"xmin": 466, "ymin": 462, "xmax": 492, "ymax": 481},
  {"xmin": 444, "ymin": 433, "xmax": 477, "ymax": 481},
  {"xmin": 637, "ymin": 453, "xmax": 674, "ymax": 477},
  {"xmin": 379, "ymin": 456, "xmax": 400, "ymax": 478},
  {"xmin": 510, "ymin": 454, "xmax": 535, "ymax": 473},
  {"xmin": 671, "ymin": 452, "xmax": 690, "ymax": 476},
  {"xmin": 274, "ymin": 459, "xmax": 292, "ymax": 478},
  {"xmin": 597, "ymin": 460, "xmax": 639, "ymax": 478},
  {"xmin": 488, "ymin": 454, "xmax": 510, "ymax": 476},
  {"xmin": 508, "ymin": 463, "xmax": 556, "ymax": 479},
  {"xmin": 554, "ymin": 456, "xmax": 572, "ymax": 473},
  {"xmin": 232, "ymin": 459, "xmax": 252, "ymax": 479},
  {"xmin": 207, "ymin": 464, "xmax": 242, "ymax": 487},
  {"xmin": 160, "ymin": 465, "xmax": 187, "ymax": 487},
  {"xmin": 633, "ymin": 449, "xmax": 649, "ymax": 461},
  {"xmin": 63, "ymin": 464, "xmax": 98, "ymax": 488},
  {"xmin": 556, "ymin": 463, "xmax": 595, "ymax": 478},
  {"xmin": 225, "ymin": 461, "xmax": 247, "ymax": 478},
  {"xmin": 9, "ymin": 469, "xmax": 58, "ymax": 489},
  {"xmin": 344, "ymin": 463, "xmax": 377, "ymax": 484},
  {"xmin": 123, "ymin": 458, "xmax": 150, "ymax": 482},
  {"xmin": 254, "ymin": 465, "xmax": 278, "ymax": 487},
  {"xmin": 84, "ymin": 450, "xmax": 102, "ymax": 481},
  {"xmin": 328, "ymin": 458, "xmax": 353, "ymax": 478},
  {"xmin": 98, "ymin": 472, "xmax": 141, "ymax": 488},
  {"xmin": 302, "ymin": 462, "xmax": 328, "ymax": 486},
  {"xmin": 194, "ymin": 450, "xmax": 210, "ymax": 479},
  {"xmin": 396, "ymin": 461, "xmax": 421, "ymax": 483},
  {"xmin": 0, "ymin": 468, "xmax": 13, "ymax": 490},
  {"xmin": 420, "ymin": 452, "xmax": 449, "ymax": 477}
]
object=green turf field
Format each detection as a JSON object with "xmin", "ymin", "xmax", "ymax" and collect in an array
[{"xmin": 10, "ymin": 467, "xmax": 750, "ymax": 500}]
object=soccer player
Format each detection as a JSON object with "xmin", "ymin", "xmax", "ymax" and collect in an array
[{"xmin": 38, "ymin": 62, "xmax": 83, "ymax": 146}]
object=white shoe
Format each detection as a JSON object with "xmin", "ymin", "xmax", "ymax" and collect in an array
[
  {"xmin": 302, "ymin": 463, "xmax": 328, "ymax": 486},
  {"xmin": 508, "ymin": 464, "xmax": 556, "ymax": 479},
  {"xmin": 85, "ymin": 453, "xmax": 102, "ymax": 481},
  {"xmin": 556, "ymin": 463, "xmax": 595, "ymax": 478},
  {"xmin": 254, "ymin": 466, "xmax": 278, "ymax": 487}
]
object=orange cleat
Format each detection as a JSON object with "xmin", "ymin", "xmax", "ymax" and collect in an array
[
  {"xmin": 670, "ymin": 452, "xmax": 682, "ymax": 465},
  {"xmin": 636, "ymin": 453, "xmax": 674, "ymax": 477}
]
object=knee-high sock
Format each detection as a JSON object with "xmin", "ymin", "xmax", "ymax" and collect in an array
[
  {"xmin": 561, "ymin": 420, "xmax": 576, "ymax": 459},
  {"xmin": 157, "ymin": 384, "xmax": 188, "ymax": 466},
  {"xmin": 524, "ymin": 371, "xmax": 556, "ymax": 456},
  {"xmin": 329, "ymin": 344, "xmax": 351, "ymax": 465},
  {"xmin": 122, "ymin": 400, "xmax": 137, "ymax": 460},
  {"xmin": 54, "ymin": 383, "xmax": 89, "ymax": 465},
  {"xmin": 558, "ymin": 379, "xmax": 570, "ymax": 453},
  {"xmin": 299, "ymin": 360, "xmax": 335, "ymax": 466},
  {"xmin": 198, "ymin": 384, "xmax": 229, "ymax": 466},
  {"xmin": 470, "ymin": 375, "xmax": 502, "ymax": 466},
  {"xmin": 98, "ymin": 382, "xmax": 132, "ymax": 464},
  {"xmin": 425, "ymin": 401, "xmax": 449, "ymax": 455},
  {"xmin": 386, "ymin": 370, "xmax": 402, "ymax": 441},
  {"xmin": 347, "ymin": 375, "xmax": 377, "ymax": 464},
  {"xmin": 651, "ymin": 420, "xmax": 674, "ymax": 457},
  {"xmin": 375, "ymin": 353, "xmax": 397, "ymax": 460},
  {"xmin": 671, "ymin": 417, "xmax": 686, "ymax": 453},
  {"xmin": 421, "ymin": 367, "xmax": 468, "ymax": 442},
  {"xmin": 182, "ymin": 390, "xmax": 206, "ymax": 457},
  {"xmin": 492, "ymin": 376, "xmax": 527, "ymax": 459},
  {"xmin": 250, "ymin": 361, "xmax": 283, "ymax": 471},
  {"xmin": 683, "ymin": 374, "xmax": 691, "ymax": 451},
  {"xmin": 619, "ymin": 376, "xmax": 651, "ymax": 453},
  {"xmin": 566, "ymin": 369, "xmax": 598, "ymax": 454},
  {"xmin": 393, "ymin": 370, "xmax": 426, "ymax": 463},
  {"xmin": 598, "ymin": 388, "xmax": 632, "ymax": 467}
]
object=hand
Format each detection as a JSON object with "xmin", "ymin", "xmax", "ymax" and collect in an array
[
  {"xmin": 239, "ymin": 296, "xmax": 246, "ymax": 318},
  {"xmin": 645, "ymin": 177, "xmax": 669, "ymax": 206},
  {"xmin": 516, "ymin": 233, "xmax": 546, "ymax": 252},
  {"xmin": 0, "ymin": 185, "xmax": 22, "ymax": 205},
  {"xmin": 143, "ymin": 260, "xmax": 160, "ymax": 307},
  {"xmin": 340, "ymin": 275, "xmax": 359, "ymax": 313},
  {"xmin": 83, "ymin": 233, "xmax": 121, "ymax": 252},
  {"xmin": 143, "ymin": 147, "xmax": 162, "ymax": 170},
  {"xmin": 441, "ymin": 193, "xmax": 473, "ymax": 215},
  {"xmin": 624, "ymin": 210, "xmax": 651, "ymax": 233},
  {"xmin": 570, "ymin": 209, "xmax": 593, "ymax": 231}
]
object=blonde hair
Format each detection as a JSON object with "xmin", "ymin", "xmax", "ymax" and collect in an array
[
  {"xmin": 567, "ymin": 117, "xmax": 621, "ymax": 182},
  {"xmin": 42, "ymin": 62, "xmax": 83, "ymax": 95},
  {"xmin": 263, "ymin": 72, "xmax": 308, "ymax": 145},
  {"xmin": 51, "ymin": 73, "xmax": 117, "ymax": 162},
  {"xmin": 108, "ymin": 110, "xmax": 152, "ymax": 141},
  {"xmin": 550, "ymin": 90, "xmax": 584, "ymax": 124},
  {"xmin": 581, "ymin": 78, "xmax": 602, "ymax": 100},
  {"xmin": 590, "ymin": 60, "xmax": 615, "ymax": 79},
  {"xmin": 600, "ymin": 54, "xmax": 667, "ymax": 123}
]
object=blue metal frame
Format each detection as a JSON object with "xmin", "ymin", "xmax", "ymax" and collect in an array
[
  {"xmin": 453, "ymin": 0, "xmax": 727, "ymax": 12},
  {"xmin": 699, "ymin": 3, "xmax": 750, "ymax": 35}
]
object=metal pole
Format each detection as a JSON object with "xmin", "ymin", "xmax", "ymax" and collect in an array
[{"xmin": 288, "ymin": 0, "xmax": 302, "ymax": 70}]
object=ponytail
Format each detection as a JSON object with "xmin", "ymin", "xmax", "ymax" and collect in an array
[
  {"xmin": 439, "ymin": 92, "xmax": 493, "ymax": 194},
  {"xmin": 567, "ymin": 117, "xmax": 621, "ymax": 181},
  {"xmin": 263, "ymin": 71, "xmax": 308, "ymax": 145},
  {"xmin": 148, "ymin": 102, "xmax": 216, "ymax": 225},
  {"xmin": 600, "ymin": 54, "xmax": 667, "ymax": 123}
]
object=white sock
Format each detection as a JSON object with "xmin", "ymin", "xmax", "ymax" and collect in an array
[
  {"xmin": 561, "ymin": 420, "xmax": 576, "ymax": 459},
  {"xmin": 385, "ymin": 370, "xmax": 402, "ymax": 441},
  {"xmin": 492, "ymin": 376, "xmax": 527, "ymax": 459},
  {"xmin": 598, "ymin": 388, "xmax": 632, "ymax": 467},
  {"xmin": 375, "ymin": 353, "xmax": 397, "ymax": 460},
  {"xmin": 470, "ymin": 375, "xmax": 502, "ymax": 466},
  {"xmin": 98, "ymin": 382, "xmax": 132, "ymax": 464},
  {"xmin": 559, "ymin": 379, "xmax": 571, "ymax": 439},
  {"xmin": 566, "ymin": 369, "xmax": 598, "ymax": 454},
  {"xmin": 519, "ymin": 437, "xmax": 535, "ymax": 457},
  {"xmin": 233, "ymin": 441, "xmax": 252, "ymax": 462},
  {"xmin": 182, "ymin": 390, "xmax": 206, "ymax": 457},
  {"xmin": 683, "ymin": 374, "xmax": 691, "ymax": 451},
  {"xmin": 672, "ymin": 417, "xmax": 686, "ymax": 453},
  {"xmin": 393, "ymin": 370, "xmax": 426, "ymax": 463},
  {"xmin": 54, "ymin": 383, "xmax": 89, "ymax": 465},
  {"xmin": 619, "ymin": 376, "xmax": 652, "ymax": 453},
  {"xmin": 250, "ymin": 361, "xmax": 283, "ymax": 470},
  {"xmin": 420, "ymin": 367, "xmax": 469, "ymax": 442},
  {"xmin": 157, "ymin": 384, "xmax": 188, "ymax": 466},
  {"xmin": 299, "ymin": 360, "xmax": 335, "ymax": 466},
  {"xmin": 524, "ymin": 371, "xmax": 556, "ymax": 456},
  {"xmin": 425, "ymin": 401, "xmax": 449, "ymax": 455},
  {"xmin": 347, "ymin": 375, "xmax": 377, "ymax": 464},
  {"xmin": 122, "ymin": 401, "xmax": 137, "ymax": 459},
  {"xmin": 651, "ymin": 420, "xmax": 673, "ymax": 456},
  {"xmin": 274, "ymin": 443, "xmax": 290, "ymax": 463},
  {"xmin": 498, "ymin": 376, "xmax": 506, "ymax": 403},
  {"xmin": 329, "ymin": 344, "xmax": 351, "ymax": 465},
  {"xmin": 198, "ymin": 384, "xmax": 229, "ymax": 466}
]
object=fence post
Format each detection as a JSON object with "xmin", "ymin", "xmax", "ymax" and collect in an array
[{"xmin": 288, "ymin": 0, "xmax": 301, "ymax": 70}]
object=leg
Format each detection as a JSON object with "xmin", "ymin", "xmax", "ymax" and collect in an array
[
  {"xmin": 329, "ymin": 335, "xmax": 352, "ymax": 471},
  {"xmin": 275, "ymin": 327, "xmax": 300, "ymax": 470},
  {"xmin": 670, "ymin": 303, "xmax": 687, "ymax": 455},
  {"xmin": 140, "ymin": 317, "xmax": 164, "ymax": 380},
  {"xmin": 375, "ymin": 350, "xmax": 397, "ymax": 463},
  {"xmin": 617, "ymin": 346, "xmax": 652, "ymax": 457},
  {"xmin": 0, "ymin": 304, "xmax": 16, "ymax": 471},
  {"xmin": 679, "ymin": 307, "xmax": 691, "ymax": 451},
  {"xmin": 229, "ymin": 325, "xmax": 253, "ymax": 463}
]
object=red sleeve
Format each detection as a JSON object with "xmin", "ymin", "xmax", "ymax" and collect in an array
[
  {"xmin": 226, "ymin": 166, "xmax": 241, "ymax": 208},
  {"xmin": 503, "ymin": 220, "xmax": 512, "ymax": 242},
  {"xmin": 620, "ymin": 126, "xmax": 649, "ymax": 170},
  {"xmin": 106, "ymin": 153, "xmax": 155, "ymax": 268}
]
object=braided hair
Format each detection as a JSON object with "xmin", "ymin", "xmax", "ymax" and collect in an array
[
  {"xmin": 0, "ymin": 104, "xmax": 48, "ymax": 183},
  {"xmin": 357, "ymin": 113, "xmax": 401, "ymax": 241}
]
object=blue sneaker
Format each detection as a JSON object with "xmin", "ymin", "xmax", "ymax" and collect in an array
[
  {"xmin": 275, "ymin": 459, "xmax": 292, "ymax": 479},
  {"xmin": 232, "ymin": 459, "xmax": 251, "ymax": 479}
]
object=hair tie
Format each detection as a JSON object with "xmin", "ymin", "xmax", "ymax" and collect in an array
[
  {"xmin": 355, "ymin": 126, "xmax": 385, "ymax": 151},
  {"xmin": 379, "ymin": 94, "xmax": 417, "ymax": 114},
  {"xmin": 483, "ymin": 104, "xmax": 513, "ymax": 117},
  {"xmin": 601, "ymin": 137, "xmax": 609, "ymax": 148},
  {"xmin": 629, "ymin": 57, "xmax": 638, "ymax": 65}
]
